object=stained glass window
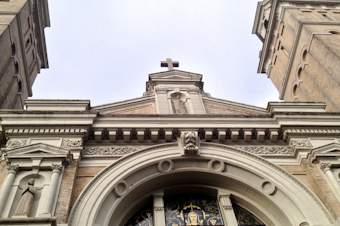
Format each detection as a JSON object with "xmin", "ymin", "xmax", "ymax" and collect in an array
[
  {"xmin": 164, "ymin": 195, "xmax": 224, "ymax": 226},
  {"xmin": 233, "ymin": 204, "xmax": 265, "ymax": 226},
  {"xmin": 124, "ymin": 204, "xmax": 153, "ymax": 226},
  {"xmin": 124, "ymin": 195, "xmax": 266, "ymax": 226}
]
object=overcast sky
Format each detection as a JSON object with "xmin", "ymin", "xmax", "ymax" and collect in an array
[{"xmin": 30, "ymin": 0, "xmax": 280, "ymax": 109}]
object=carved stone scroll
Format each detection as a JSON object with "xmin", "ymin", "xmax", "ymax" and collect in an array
[
  {"xmin": 291, "ymin": 139, "xmax": 313, "ymax": 147},
  {"xmin": 83, "ymin": 147, "xmax": 141, "ymax": 156},
  {"xmin": 236, "ymin": 146, "xmax": 295, "ymax": 155},
  {"xmin": 6, "ymin": 140, "xmax": 28, "ymax": 149},
  {"xmin": 61, "ymin": 139, "xmax": 83, "ymax": 148}
]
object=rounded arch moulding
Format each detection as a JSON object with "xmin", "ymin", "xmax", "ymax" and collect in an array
[{"xmin": 69, "ymin": 143, "xmax": 334, "ymax": 226}]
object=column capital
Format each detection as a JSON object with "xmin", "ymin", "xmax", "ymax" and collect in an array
[
  {"xmin": 320, "ymin": 161, "xmax": 332, "ymax": 173},
  {"xmin": 51, "ymin": 162, "xmax": 63, "ymax": 174},
  {"xmin": 6, "ymin": 163, "xmax": 19, "ymax": 174},
  {"xmin": 218, "ymin": 192, "xmax": 233, "ymax": 210}
]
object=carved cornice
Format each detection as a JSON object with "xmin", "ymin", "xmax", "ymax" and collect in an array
[
  {"xmin": 223, "ymin": 206, "xmax": 233, "ymax": 210},
  {"xmin": 155, "ymin": 87, "xmax": 168, "ymax": 94},
  {"xmin": 236, "ymin": 146, "xmax": 295, "ymax": 155},
  {"xmin": 5, "ymin": 128, "xmax": 87, "ymax": 137},
  {"xmin": 291, "ymin": 139, "xmax": 313, "ymax": 147},
  {"xmin": 83, "ymin": 147, "xmax": 141, "ymax": 156},
  {"xmin": 61, "ymin": 139, "xmax": 83, "ymax": 148},
  {"xmin": 283, "ymin": 129, "xmax": 340, "ymax": 141},
  {"xmin": 6, "ymin": 140, "xmax": 28, "ymax": 149}
]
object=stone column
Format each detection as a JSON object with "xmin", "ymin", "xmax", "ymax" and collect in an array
[
  {"xmin": 153, "ymin": 191, "xmax": 166, "ymax": 226},
  {"xmin": 320, "ymin": 161, "xmax": 340, "ymax": 198},
  {"xmin": 0, "ymin": 163, "xmax": 19, "ymax": 216},
  {"xmin": 42, "ymin": 162, "xmax": 63, "ymax": 216},
  {"xmin": 218, "ymin": 192, "xmax": 238, "ymax": 226}
]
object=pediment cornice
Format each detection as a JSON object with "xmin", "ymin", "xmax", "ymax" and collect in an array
[
  {"xmin": 5, "ymin": 143, "xmax": 72, "ymax": 164},
  {"xmin": 149, "ymin": 70, "xmax": 202, "ymax": 82},
  {"xmin": 307, "ymin": 142, "xmax": 340, "ymax": 163}
]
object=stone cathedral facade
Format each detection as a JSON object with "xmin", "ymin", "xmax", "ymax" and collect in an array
[{"xmin": 0, "ymin": 0, "xmax": 340, "ymax": 226}]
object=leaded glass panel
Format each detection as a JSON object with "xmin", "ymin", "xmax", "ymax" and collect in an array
[
  {"xmin": 124, "ymin": 204, "xmax": 153, "ymax": 226},
  {"xmin": 233, "ymin": 204, "xmax": 265, "ymax": 226},
  {"xmin": 164, "ymin": 195, "xmax": 224, "ymax": 226}
]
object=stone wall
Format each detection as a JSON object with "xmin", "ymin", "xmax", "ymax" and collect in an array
[{"xmin": 0, "ymin": 161, "xmax": 7, "ymax": 190}]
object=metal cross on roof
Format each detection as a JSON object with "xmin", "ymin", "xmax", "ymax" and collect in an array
[{"xmin": 161, "ymin": 58, "xmax": 179, "ymax": 70}]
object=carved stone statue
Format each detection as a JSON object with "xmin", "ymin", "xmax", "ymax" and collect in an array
[
  {"xmin": 173, "ymin": 94, "xmax": 187, "ymax": 114},
  {"xmin": 14, "ymin": 178, "xmax": 37, "ymax": 216}
]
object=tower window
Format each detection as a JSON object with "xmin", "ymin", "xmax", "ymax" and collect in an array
[
  {"xmin": 277, "ymin": 41, "xmax": 281, "ymax": 51},
  {"xmin": 25, "ymin": 38, "xmax": 30, "ymax": 48},
  {"xmin": 14, "ymin": 62, "xmax": 19, "ymax": 74},
  {"xmin": 281, "ymin": 26, "xmax": 284, "ymax": 36},
  {"xmin": 18, "ymin": 79, "xmax": 22, "ymax": 93},
  {"xmin": 27, "ymin": 17, "xmax": 30, "ymax": 28},
  {"xmin": 11, "ymin": 42, "xmax": 16, "ymax": 56},
  {"xmin": 274, "ymin": 56, "xmax": 277, "ymax": 65},
  {"xmin": 264, "ymin": 20, "xmax": 269, "ymax": 29}
]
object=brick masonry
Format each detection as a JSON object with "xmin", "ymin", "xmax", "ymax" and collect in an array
[
  {"xmin": 300, "ymin": 160, "xmax": 340, "ymax": 220},
  {"xmin": 55, "ymin": 160, "xmax": 78, "ymax": 224},
  {"xmin": 204, "ymin": 101, "xmax": 259, "ymax": 115},
  {"xmin": 101, "ymin": 102, "xmax": 156, "ymax": 114},
  {"xmin": 71, "ymin": 166, "xmax": 106, "ymax": 209}
]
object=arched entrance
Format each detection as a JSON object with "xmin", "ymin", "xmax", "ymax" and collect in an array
[{"xmin": 69, "ymin": 143, "xmax": 333, "ymax": 226}]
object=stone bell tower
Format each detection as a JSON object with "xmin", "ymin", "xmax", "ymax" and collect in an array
[
  {"xmin": 253, "ymin": 0, "xmax": 340, "ymax": 112},
  {"xmin": 0, "ymin": 0, "xmax": 50, "ymax": 109}
]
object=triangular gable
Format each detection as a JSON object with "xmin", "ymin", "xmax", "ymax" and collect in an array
[
  {"xmin": 149, "ymin": 70, "xmax": 202, "ymax": 82},
  {"xmin": 203, "ymin": 96, "xmax": 268, "ymax": 115},
  {"xmin": 6, "ymin": 143, "xmax": 71, "ymax": 160},
  {"xmin": 91, "ymin": 96, "xmax": 156, "ymax": 115},
  {"xmin": 307, "ymin": 143, "xmax": 340, "ymax": 162}
]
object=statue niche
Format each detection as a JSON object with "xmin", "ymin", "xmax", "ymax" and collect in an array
[
  {"xmin": 171, "ymin": 93, "xmax": 187, "ymax": 114},
  {"xmin": 14, "ymin": 178, "xmax": 37, "ymax": 217}
]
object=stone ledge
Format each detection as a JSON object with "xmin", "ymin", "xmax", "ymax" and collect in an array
[{"xmin": 0, "ymin": 217, "xmax": 56, "ymax": 226}]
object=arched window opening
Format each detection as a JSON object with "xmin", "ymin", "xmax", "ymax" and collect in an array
[
  {"xmin": 273, "ymin": 55, "xmax": 277, "ymax": 65},
  {"xmin": 329, "ymin": 30, "xmax": 340, "ymax": 35},
  {"xmin": 293, "ymin": 84, "xmax": 298, "ymax": 96},
  {"xmin": 302, "ymin": 50, "xmax": 308, "ymax": 63},
  {"xmin": 18, "ymin": 79, "xmax": 22, "ymax": 93},
  {"xmin": 124, "ymin": 194, "xmax": 266, "ymax": 226},
  {"xmin": 14, "ymin": 61, "xmax": 19, "ymax": 74},
  {"xmin": 297, "ymin": 68, "xmax": 303, "ymax": 80},
  {"xmin": 264, "ymin": 20, "xmax": 268, "ymax": 29},
  {"xmin": 11, "ymin": 42, "xmax": 16, "ymax": 56},
  {"xmin": 277, "ymin": 41, "xmax": 281, "ymax": 51}
]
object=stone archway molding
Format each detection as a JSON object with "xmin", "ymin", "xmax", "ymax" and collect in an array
[{"xmin": 69, "ymin": 143, "xmax": 334, "ymax": 226}]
